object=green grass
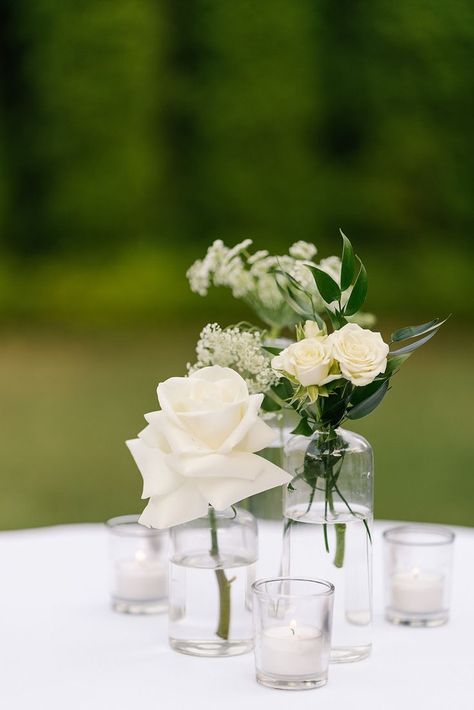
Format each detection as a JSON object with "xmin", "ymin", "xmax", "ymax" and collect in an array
[{"xmin": 0, "ymin": 326, "xmax": 472, "ymax": 530}]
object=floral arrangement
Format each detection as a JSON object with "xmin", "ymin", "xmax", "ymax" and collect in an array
[
  {"xmin": 127, "ymin": 365, "xmax": 291, "ymax": 640},
  {"xmin": 127, "ymin": 228, "xmax": 447, "ymax": 655},
  {"xmin": 187, "ymin": 238, "xmax": 343, "ymax": 336},
  {"xmin": 266, "ymin": 231, "xmax": 447, "ymax": 565}
]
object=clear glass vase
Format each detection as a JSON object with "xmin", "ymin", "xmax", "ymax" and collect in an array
[
  {"xmin": 281, "ymin": 427, "xmax": 373, "ymax": 663},
  {"xmin": 241, "ymin": 408, "xmax": 299, "ymax": 520},
  {"xmin": 169, "ymin": 506, "xmax": 257, "ymax": 657}
]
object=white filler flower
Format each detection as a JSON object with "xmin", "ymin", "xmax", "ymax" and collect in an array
[
  {"xmin": 188, "ymin": 323, "xmax": 280, "ymax": 395},
  {"xmin": 328, "ymin": 323, "xmax": 389, "ymax": 386},
  {"xmin": 127, "ymin": 366, "xmax": 292, "ymax": 528}
]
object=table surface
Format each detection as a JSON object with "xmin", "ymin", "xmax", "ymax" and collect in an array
[{"xmin": 1, "ymin": 520, "xmax": 472, "ymax": 710}]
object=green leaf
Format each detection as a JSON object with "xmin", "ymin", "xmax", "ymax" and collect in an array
[
  {"xmin": 384, "ymin": 353, "xmax": 411, "ymax": 376},
  {"xmin": 287, "ymin": 284, "xmax": 325, "ymax": 329},
  {"xmin": 274, "ymin": 267, "xmax": 310, "ymax": 297},
  {"xmin": 346, "ymin": 381, "xmax": 389, "ymax": 420},
  {"xmin": 307, "ymin": 265, "xmax": 341, "ymax": 304},
  {"xmin": 320, "ymin": 397, "xmax": 350, "ymax": 428},
  {"xmin": 344, "ymin": 258, "xmax": 368, "ymax": 316},
  {"xmin": 348, "ymin": 379, "xmax": 384, "ymax": 407},
  {"xmin": 291, "ymin": 416, "xmax": 313, "ymax": 436},
  {"xmin": 262, "ymin": 345, "xmax": 282, "ymax": 356},
  {"xmin": 340, "ymin": 229, "xmax": 355, "ymax": 291},
  {"xmin": 391, "ymin": 316, "xmax": 450, "ymax": 343},
  {"xmin": 261, "ymin": 394, "xmax": 281, "ymax": 412},
  {"xmin": 390, "ymin": 328, "xmax": 440, "ymax": 356},
  {"xmin": 274, "ymin": 274, "xmax": 314, "ymax": 320},
  {"xmin": 273, "ymin": 268, "xmax": 326, "ymax": 329},
  {"xmin": 272, "ymin": 378, "xmax": 294, "ymax": 400}
]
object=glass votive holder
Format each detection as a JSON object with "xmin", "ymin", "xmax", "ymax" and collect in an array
[
  {"xmin": 252, "ymin": 577, "xmax": 334, "ymax": 691},
  {"xmin": 106, "ymin": 515, "xmax": 169, "ymax": 614},
  {"xmin": 383, "ymin": 525, "xmax": 455, "ymax": 627}
]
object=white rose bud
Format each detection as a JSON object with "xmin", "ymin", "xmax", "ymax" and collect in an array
[
  {"xmin": 328, "ymin": 323, "xmax": 389, "ymax": 387},
  {"xmin": 303, "ymin": 320, "xmax": 327, "ymax": 339},
  {"xmin": 272, "ymin": 338, "xmax": 339, "ymax": 388}
]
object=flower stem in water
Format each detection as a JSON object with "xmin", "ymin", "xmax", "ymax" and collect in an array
[
  {"xmin": 208, "ymin": 507, "xmax": 233, "ymax": 640},
  {"xmin": 333, "ymin": 523, "xmax": 346, "ymax": 568}
]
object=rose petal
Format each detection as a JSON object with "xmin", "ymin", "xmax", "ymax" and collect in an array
[
  {"xmin": 145, "ymin": 410, "xmax": 211, "ymax": 454},
  {"xmin": 177, "ymin": 401, "xmax": 245, "ymax": 450},
  {"xmin": 235, "ymin": 415, "xmax": 276, "ymax": 453},
  {"xmin": 198, "ymin": 455, "xmax": 292, "ymax": 510},
  {"xmin": 218, "ymin": 394, "xmax": 272, "ymax": 453},
  {"xmin": 139, "ymin": 483, "xmax": 209, "ymax": 529},
  {"xmin": 137, "ymin": 422, "xmax": 170, "ymax": 452},
  {"xmin": 174, "ymin": 451, "xmax": 266, "ymax": 480},
  {"xmin": 126, "ymin": 438, "xmax": 180, "ymax": 499}
]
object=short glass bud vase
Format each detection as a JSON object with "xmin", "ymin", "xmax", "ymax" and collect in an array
[
  {"xmin": 383, "ymin": 525, "xmax": 455, "ymax": 627},
  {"xmin": 169, "ymin": 506, "xmax": 258, "ymax": 657},
  {"xmin": 281, "ymin": 427, "xmax": 373, "ymax": 663},
  {"xmin": 106, "ymin": 515, "xmax": 169, "ymax": 614},
  {"xmin": 252, "ymin": 577, "xmax": 334, "ymax": 691}
]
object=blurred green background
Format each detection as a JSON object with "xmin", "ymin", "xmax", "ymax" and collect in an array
[{"xmin": 0, "ymin": 1, "xmax": 472, "ymax": 529}]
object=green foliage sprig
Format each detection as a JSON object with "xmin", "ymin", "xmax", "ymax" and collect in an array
[{"xmin": 268, "ymin": 231, "xmax": 448, "ymax": 433}]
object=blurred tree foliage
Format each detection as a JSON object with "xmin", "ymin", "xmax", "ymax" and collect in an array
[{"xmin": 0, "ymin": 0, "xmax": 472, "ymax": 324}]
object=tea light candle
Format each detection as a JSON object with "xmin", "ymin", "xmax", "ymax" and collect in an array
[
  {"xmin": 390, "ymin": 568, "xmax": 444, "ymax": 613},
  {"xmin": 258, "ymin": 620, "xmax": 324, "ymax": 677},
  {"xmin": 115, "ymin": 550, "xmax": 167, "ymax": 601}
]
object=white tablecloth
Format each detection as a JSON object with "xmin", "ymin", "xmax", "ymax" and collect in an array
[{"xmin": 0, "ymin": 521, "xmax": 472, "ymax": 710}]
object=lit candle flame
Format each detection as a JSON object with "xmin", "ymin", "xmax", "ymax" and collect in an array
[{"xmin": 135, "ymin": 549, "xmax": 147, "ymax": 563}]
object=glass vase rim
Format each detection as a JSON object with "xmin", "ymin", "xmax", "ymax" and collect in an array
[
  {"xmin": 289, "ymin": 425, "xmax": 369, "ymax": 438},
  {"xmin": 105, "ymin": 514, "xmax": 166, "ymax": 537},
  {"xmin": 252, "ymin": 576, "xmax": 335, "ymax": 599},
  {"xmin": 383, "ymin": 524, "xmax": 455, "ymax": 546}
]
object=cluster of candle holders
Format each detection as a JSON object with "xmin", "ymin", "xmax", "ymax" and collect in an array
[{"xmin": 106, "ymin": 513, "xmax": 454, "ymax": 691}]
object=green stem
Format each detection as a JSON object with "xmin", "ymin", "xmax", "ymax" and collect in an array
[
  {"xmin": 208, "ymin": 507, "xmax": 233, "ymax": 640},
  {"xmin": 333, "ymin": 523, "xmax": 346, "ymax": 568},
  {"xmin": 268, "ymin": 325, "xmax": 281, "ymax": 340},
  {"xmin": 323, "ymin": 428, "xmax": 347, "ymax": 568}
]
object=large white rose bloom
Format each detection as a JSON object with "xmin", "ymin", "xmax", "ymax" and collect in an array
[
  {"xmin": 271, "ymin": 338, "xmax": 339, "ymax": 388},
  {"xmin": 328, "ymin": 323, "xmax": 389, "ymax": 386},
  {"xmin": 126, "ymin": 366, "xmax": 292, "ymax": 528}
]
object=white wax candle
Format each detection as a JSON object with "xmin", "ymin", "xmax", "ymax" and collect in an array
[
  {"xmin": 257, "ymin": 621, "xmax": 324, "ymax": 677},
  {"xmin": 114, "ymin": 551, "xmax": 167, "ymax": 601},
  {"xmin": 390, "ymin": 569, "xmax": 444, "ymax": 613}
]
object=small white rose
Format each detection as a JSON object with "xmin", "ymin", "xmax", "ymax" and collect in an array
[
  {"xmin": 126, "ymin": 366, "xmax": 292, "ymax": 529},
  {"xmin": 328, "ymin": 323, "xmax": 389, "ymax": 386},
  {"xmin": 272, "ymin": 337, "xmax": 339, "ymax": 388},
  {"xmin": 303, "ymin": 320, "xmax": 327, "ymax": 339}
]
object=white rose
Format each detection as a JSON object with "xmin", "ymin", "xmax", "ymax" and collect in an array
[
  {"xmin": 328, "ymin": 323, "xmax": 389, "ymax": 386},
  {"xmin": 272, "ymin": 338, "xmax": 339, "ymax": 388},
  {"xmin": 126, "ymin": 366, "xmax": 291, "ymax": 528}
]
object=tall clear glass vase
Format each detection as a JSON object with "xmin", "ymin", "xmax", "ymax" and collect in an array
[
  {"xmin": 169, "ymin": 506, "xmax": 257, "ymax": 657},
  {"xmin": 241, "ymin": 333, "xmax": 297, "ymax": 520},
  {"xmin": 241, "ymin": 409, "xmax": 298, "ymax": 519},
  {"xmin": 281, "ymin": 427, "xmax": 373, "ymax": 663}
]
